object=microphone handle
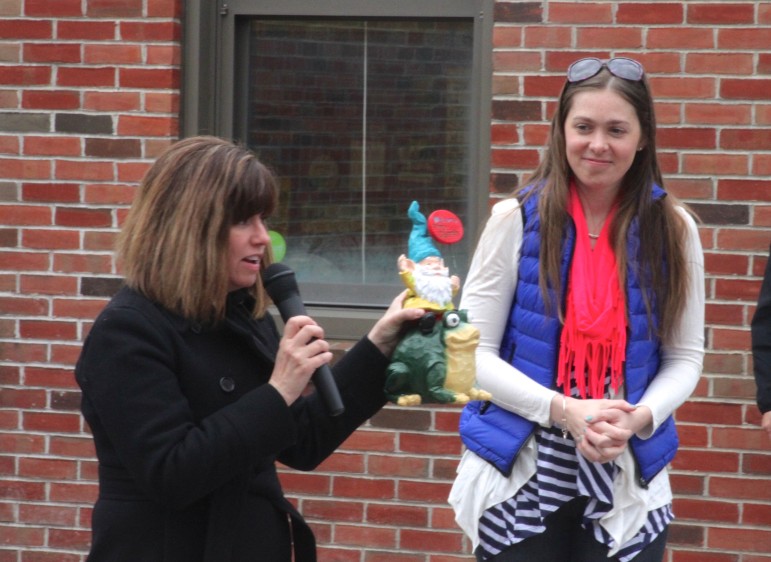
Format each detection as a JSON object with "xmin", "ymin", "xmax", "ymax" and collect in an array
[
  {"xmin": 275, "ymin": 298, "xmax": 344, "ymax": 417},
  {"xmin": 313, "ymin": 363, "xmax": 345, "ymax": 417}
]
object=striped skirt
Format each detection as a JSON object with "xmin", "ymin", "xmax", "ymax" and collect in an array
[{"xmin": 477, "ymin": 426, "xmax": 672, "ymax": 561}]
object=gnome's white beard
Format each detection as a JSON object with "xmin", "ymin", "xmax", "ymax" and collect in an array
[{"xmin": 413, "ymin": 265, "xmax": 453, "ymax": 307}]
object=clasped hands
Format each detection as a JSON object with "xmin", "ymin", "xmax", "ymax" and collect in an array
[{"xmin": 552, "ymin": 395, "xmax": 653, "ymax": 464}]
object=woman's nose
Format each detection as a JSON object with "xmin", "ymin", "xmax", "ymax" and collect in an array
[
  {"xmin": 251, "ymin": 220, "xmax": 270, "ymax": 244},
  {"xmin": 589, "ymin": 132, "xmax": 609, "ymax": 152}
]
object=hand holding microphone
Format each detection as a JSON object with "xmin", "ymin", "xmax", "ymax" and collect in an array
[{"xmin": 262, "ymin": 263, "xmax": 345, "ymax": 416}]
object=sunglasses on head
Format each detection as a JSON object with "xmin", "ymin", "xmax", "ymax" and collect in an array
[{"xmin": 567, "ymin": 57, "xmax": 645, "ymax": 83}]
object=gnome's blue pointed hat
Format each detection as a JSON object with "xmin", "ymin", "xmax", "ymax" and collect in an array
[{"xmin": 407, "ymin": 201, "xmax": 441, "ymax": 263}]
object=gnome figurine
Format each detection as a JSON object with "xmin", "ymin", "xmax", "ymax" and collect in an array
[
  {"xmin": 398, "ymin": 201, "xmax": 460, "ymax": 313},
  {"xmin": 385, "ymin": 201, "xmax": 491, "ymax": 406}
]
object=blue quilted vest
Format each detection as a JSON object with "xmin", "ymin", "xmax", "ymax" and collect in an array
[{"xmin": 459, "ymin": 185, "xmax": 679, "ymax": 487}]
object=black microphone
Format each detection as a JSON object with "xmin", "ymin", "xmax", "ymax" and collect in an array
[{"xmin": 262, "ymin": 263, "xmax": 345, "ymax": 417}]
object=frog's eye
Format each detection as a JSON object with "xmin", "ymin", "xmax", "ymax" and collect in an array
[{"xmin": 444, "ymin": 311, "xmax": 461, "ymax": 328}]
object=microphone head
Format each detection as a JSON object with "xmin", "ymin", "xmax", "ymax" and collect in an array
[{"xmin": 262, "ymin": 263, "xmax": 299, "ymax": 304}]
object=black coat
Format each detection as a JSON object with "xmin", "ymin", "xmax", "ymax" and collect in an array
[
  {"xmin": 752, "ymin": 243, "xmax": 771, "ymax": 414},
  {"xmin": 75, "ymin": 286, "xmax": 391, "ymax": 562}
]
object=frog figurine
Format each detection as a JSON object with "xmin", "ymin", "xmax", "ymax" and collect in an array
[{"xmin": 384, "ymin": 309, "xmax": 492, "ymax": 406}]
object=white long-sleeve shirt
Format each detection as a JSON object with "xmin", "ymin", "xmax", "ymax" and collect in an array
[{"xmin": 449, "ymin": 197, "xmax": 705, "ymax": 553}]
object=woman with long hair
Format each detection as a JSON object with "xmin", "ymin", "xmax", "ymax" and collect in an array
[
  {"xmin": 450, "ymin": 58, "xmax": 705, "ymax": 561},
  {"xmin": 75, "ymin": 136, "xmax": 424, "ymax": 561}
]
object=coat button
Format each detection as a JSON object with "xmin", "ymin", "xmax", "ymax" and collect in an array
[{"xmin": 219, "ymin": 377, "xmax": 236, "ymax": 393}]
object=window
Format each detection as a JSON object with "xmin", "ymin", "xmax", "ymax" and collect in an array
[{"xmin": 184, "ymin": 0, "xmax": 492, "ymax": 336}]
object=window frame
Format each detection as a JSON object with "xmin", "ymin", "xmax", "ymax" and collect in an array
[{"xmin": 183, "ymin": 0, "xmax": 493, "ymax": 339}]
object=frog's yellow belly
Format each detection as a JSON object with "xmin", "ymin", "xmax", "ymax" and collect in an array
[{"xmin": 444, "ymin": 324, "xmax": 480, "ymax": 395}]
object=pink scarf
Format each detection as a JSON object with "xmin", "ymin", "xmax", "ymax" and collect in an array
[{"xmin": 557, "ymin": 184, "xmax": 627, "ymax": 399}]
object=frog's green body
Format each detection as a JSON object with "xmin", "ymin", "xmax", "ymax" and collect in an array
[{"xmin": 385, "ymin": 310, "xmax": 491, "ymax": 406}]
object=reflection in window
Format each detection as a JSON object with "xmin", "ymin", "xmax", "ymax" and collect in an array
[{"xmin": 245, "ymin": 19, "xmax": 473, "ymax": 306}]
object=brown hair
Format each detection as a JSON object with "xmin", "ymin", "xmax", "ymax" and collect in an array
[
  {"xmin": 118, "ymin": 136, "xmax": 278, "ymax": 324},
  {"xmin": 519, "ymin": 68, "xmax": 693, "ymax": 340}
]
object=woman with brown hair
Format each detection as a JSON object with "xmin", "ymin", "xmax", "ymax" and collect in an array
[
  {"xmin": 75, "ymin": 135, "xmax": 424, "ymax": 561},
  {"xmin": 450, "ymin": 58, "xmax": 705, "ymax": 561}
]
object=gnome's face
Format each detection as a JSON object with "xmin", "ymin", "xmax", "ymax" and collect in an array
[
  {"xmin": 413, "ymin": 261, "xmax": 453, "ymax": 306},
  {"xmin": 418, "ymin": 255, "xmax": 446, "ymax": 273}
]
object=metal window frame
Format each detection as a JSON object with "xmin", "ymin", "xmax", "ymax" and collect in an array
[{"xmin": 183, "ymin": 0, "xmax": 492, "ymax": 339}]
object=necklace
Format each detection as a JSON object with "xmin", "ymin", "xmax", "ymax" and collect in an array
[{"xmin": 588, "ymin": 233, "xmax": 599, "ymax": 239}]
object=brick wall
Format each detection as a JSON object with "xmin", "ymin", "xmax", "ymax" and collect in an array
[{"xmin": 0, "ymin": 1, "xmax": 769, "ymax": 561}]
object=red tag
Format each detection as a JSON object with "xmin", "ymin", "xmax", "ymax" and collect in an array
[{"xmin": 428, "ymin": 210, "xmax": 463, "ymax": 244}]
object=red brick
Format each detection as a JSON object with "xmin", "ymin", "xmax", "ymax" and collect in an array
[
  {"xmin": 47, "ymin": 528, "xmax": 92, "ymax": 550},
  {"xmin": 0, "ymin": 65, "xmax": 51, "ymax": 86},
  {"xmin": 712, "ymin": 426, "xmax": 768, "ymax": 451},
  {"xmin": 53, "ymin": 253, "xmax": 113, "ymax": 274},
  {"xmin": 719, "ymin": 28, "xmax": 771, "ymax": 50},
  {"xmin": 333, "ymin": 476, "xmax": 395, "ymax": 500},
  {"xmin": 301, "ymin": 499, "xmax": 364, "ymax": 522},
  {"xmin": 672, "ymin": 498, "xmax": 739, "ymax": 524},
  {"xmin": 49, "ymin": 436, "xmax": 96, "ymax": 458},
  {"xmin": 22, "ymin": 90, "xmax": 81, "ymax": 110},
  {"xmin": 366, "ymin": 503, "xmax": 428, "ymax": 527},
  {"xmin": 57, "ymin": 66, "xmax": 115, "ymax": 87},
  {"xmin": 148, "ymin": 0, "xmax": 182, "ymax": 18},
  {"xmin": 145, "ymin": 91, "xmax": 179, "ymax": 113},
  {"xmin": 83, "ymin": 90, "xmax": 141, "ymax": 111},
  {"xmin": 23, "ymin": 412, "xmax": 81, "ymax": 432},
  {"xmin": 685, "ymin": 103, "xmax": 751, "ymax": 125},
  {"xmin": 398, "ymin": 480, "xmax": 453, "ymax": 503},
  {"xmin": 20, "ymin": 275, "xmax": 78, "ymax": 295},
  {"xmin": 23, "ymin": 43, "xmax": 81, "ymax": 63},
  {"xmin": 339, "ymin": 430, "xmax": 395, "ymax": 452},
  {"xmin": 491, "ymin": 147, "xmax": 540, "ymax": 169},
  {"xmin": 650, "ymin": 76, "xmax": 716, "ymax": 99},
  {"xmin": 55, "ymin": 160, "xmax": 114, "ymax": 182},
  {"xmin": 576, "ymin": 27, "xmax": 643, "ymax": 49},
  {"xmin": 722, "ymin": 129, "xmax": 771, "ymax": 151},
  {"xmin": 671, "ymin": 550, "xmax": 739, "ymax": 562},
  {"xmin": 277, "ymin": 471, "xmax": 330, "ymax": 495},
  {"xmin": 688, "ymin": 3, "xmax": 755, "ymax": 24},
  {"xmin": 146, "ymin": 45, "xmax": 180, "ymax": 66},
  {"xmin": 400, "ymin": 432, "xmax": 463, "ymax": 456},
  {"xmin": 19, "ymin": 457, "xmax": 79, "ymax": 479},
  {"xmin": 719, "ymin": 179, "xmax": 771, "ymax": 202},
  {"xmin": 84, "ymin": 44, "xmax": 142, "ymax": 65},
  {"xmin": 117, "ymin": 161, "xmax": 152, "ymax": 183},
  {"xmin": 617, "ymin": 3, "xmax": 683, "ymax": 24},
  {"xmin": 19, "ymin": 319, "xmax": 77, "ymax": 340},
  {"xmin": 721, "ymin": 78, "xmax": 771, "ymax": 100},
  {"xmin": 48, "ymin": 482, "xmax": 98, "ymax": 503},
  {"xmin": 119, "ymin": 68, "xmax": 180, "ymax": 89},
  {"xmin": 334, "ymin": 524, "xmax": 396, "ymax": 548},
  {"xmin": 686, "ymin": 53, "xmax": 754, "ymax": 75},
  {"xmin": 0, "ymin": 524, "xmax": 45, "ymax": 546},
  {"xmin": 25, "ymin": 0, "xmax": 82, "ymax": 17},
  {"xmin": 658, "ymin": 127, "xmax": 716, "ymax": 149},
  {"xmin": 0, "ymin": 20, "xmax": 52, "ymax": 39},
  {"xmin": 57, "ymin": 21, "xmax": 116, "ymax": 41},
  {"xmin": 87, "ymin": 0, "xmax": 143, "ymax": 17},
  {"xmin": 709, "ymin": 526, "xmax": 771, "ymax": 553},
  {"xmin": 399, "ymin": 528, "xmax": 466, "ymax": 553},
  {"xmin": 548, "ymin": 2, "xmax": 612, "ymax": 23},
  {"xmin": 120, "ymin": 21, "xmax": 181, "ymax": 42},
  {"xmin": 677, "ymin": 401, "xmax": 744, "ymax": 425},
  {"xmin": 368, "ymin": 454, "xmax": 428, "ymax": 478},
  {"xmin": 22, "ymin": 229, "xmax": 80, "ymax": 250},
  {"xmin": 19, "ymin": 504, "xmax": 77, "ymax": 526},
  {"xmin": 24, "ymin": 136, "xmax": 81, "ymax": 157}
]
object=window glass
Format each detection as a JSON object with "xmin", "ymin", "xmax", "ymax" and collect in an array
[{"xmin": 244, "ymin": 18, "xmax": 474, "ymax": 306}]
